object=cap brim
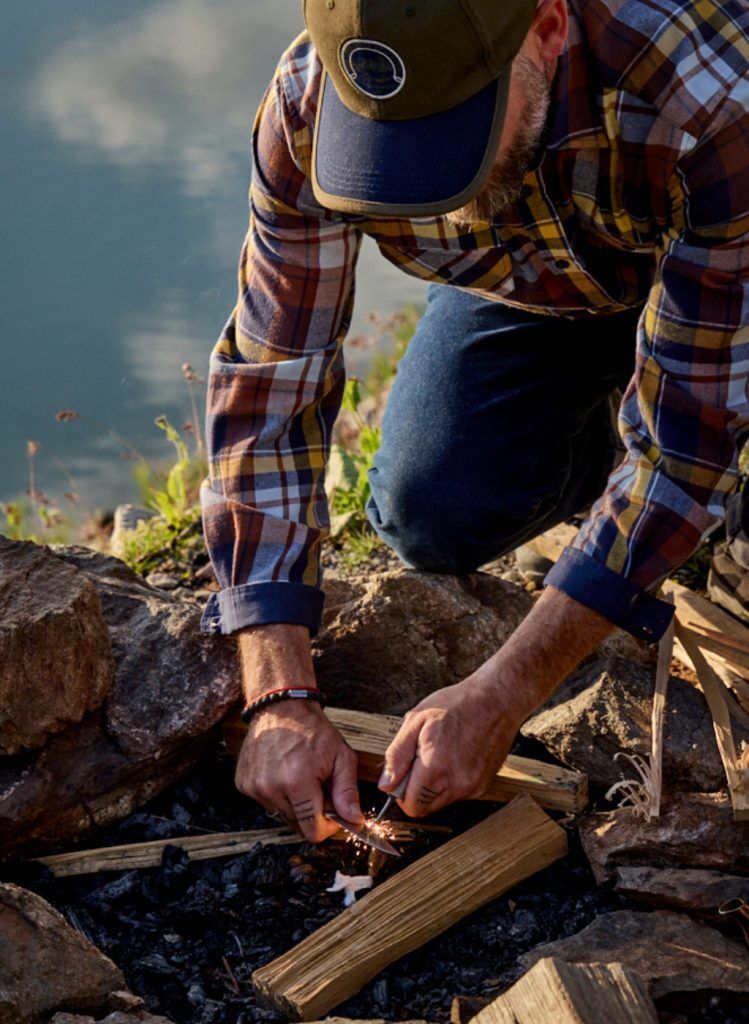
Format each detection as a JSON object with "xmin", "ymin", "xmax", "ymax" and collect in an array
[{"xmin": 311, "ymin": 65, "xmax": 510, "ymax": 218}]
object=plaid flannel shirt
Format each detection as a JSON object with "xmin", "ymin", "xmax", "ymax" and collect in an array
[{"xmin": 200, "ymin": 0, "xmax": 749, "ymax": 642}]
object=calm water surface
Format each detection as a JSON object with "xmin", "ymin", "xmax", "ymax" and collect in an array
[{"xmin": 1, "ymin": 0, "xmax": 426, "ymax": 521}]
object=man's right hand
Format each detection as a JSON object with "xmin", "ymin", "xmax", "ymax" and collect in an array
[{"xmin": 235, "ymin": 622, "xmax": 364, "ymax": 843}]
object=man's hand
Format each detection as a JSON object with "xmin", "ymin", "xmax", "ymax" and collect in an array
[
  {"xmin": 380, "ymin": 585, "xmax": 615, "ymax": 817},
  {"xmin": 235, "ymin": 698, "xmax": 363, "ymax": 842},
  {"xmin": 235, "ymin": 622, "xmax": 364, "ymax": 842},
  {"xmin": 379, "ymin": 677, "xmax": 520, "ymax": 817}
]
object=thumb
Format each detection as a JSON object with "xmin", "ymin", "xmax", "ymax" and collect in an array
[
  {"xmin": 380, "ymin": 717, "xmax": 420, "ymax": 792},
  {"xmin": 330, "ymin": 748, "xmax": 364, "ymax": 825}
]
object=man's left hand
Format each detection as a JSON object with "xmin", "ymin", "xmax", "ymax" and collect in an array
[{"xmin": 378, "ymin": 676, "xmax": 520, "ymax": 817}]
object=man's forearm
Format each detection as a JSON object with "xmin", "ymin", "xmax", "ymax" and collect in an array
[
  {"xmin": 237, "ymin": 623, "xmax": 316, "ymax": 701},
  {"xmin": 476, "ymin": 584, "xmax": 615, "ymax": 724}
]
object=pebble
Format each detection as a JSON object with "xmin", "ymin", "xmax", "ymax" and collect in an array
[{"xmin": 145, "ymin": 571, "xmax": 181, "ymax": 590}]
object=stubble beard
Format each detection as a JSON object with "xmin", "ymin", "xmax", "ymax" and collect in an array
[{"xmin": 445, "ymin": 54, "xmax": 552, "ymax": 229}]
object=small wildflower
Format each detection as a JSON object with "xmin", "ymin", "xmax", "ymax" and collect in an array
[
  {"xmin": 27, "ymin": 440, "xmax": 40, "ymax": 457},
  {"xmin": 55, "ymin": 410, "xmax": 80, "ymax": 422},
  {"xmin": 182, "ymin": 362, "xmax": 197, "ymax": 383}
]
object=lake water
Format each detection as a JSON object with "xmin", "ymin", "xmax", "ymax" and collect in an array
[{"xmin": 1, "ymin": 0, "xmax": 427, "ymax": 523}]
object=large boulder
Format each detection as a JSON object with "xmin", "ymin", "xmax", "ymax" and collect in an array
[
  {"xmin": 0, "ymin": 883, "xmax": 125, "ymax": 1023},
  {"xmin": 519, "ymin": 909, "xmax": 749, "ymax": 1003},
  {"xmin": 521, "ymin": 656, "xmax": 730, "ymax": 792},
  {"xmin": 314, "ymin": 570, "xmax": 533, "ymax": 714},
  {"xmin": 0, "ymin": 542, "xmax": 240, "ymax": 858},
  {"xmin": 578, "ymin": 792, "xmax": 749, "ymax": 884},
  {"xmin": 0, "ymin": 536, "xmax": 113, "ymax": 755}
]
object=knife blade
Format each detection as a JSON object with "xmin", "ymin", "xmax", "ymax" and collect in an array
[{"xmin": 325, "ymin": 812, "xmax": 401, "ymax": 857}]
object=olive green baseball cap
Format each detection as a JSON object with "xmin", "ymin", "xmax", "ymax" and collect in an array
[{"xmin": 304, "ymin": 0, "xmax": 537, "ymax": 217}]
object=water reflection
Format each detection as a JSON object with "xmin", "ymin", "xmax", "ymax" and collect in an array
[
  {"xmin": 31, "ymin": 0, "xmax": 304, "ymax": 196},
  {"xmin": 2, "ymin": 0, "xmax": 426, "ymax": 516}
]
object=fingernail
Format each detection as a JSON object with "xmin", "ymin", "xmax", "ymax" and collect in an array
[
  {"xmin": 379, "ymin": 769, "xmax": 392, "ymax": 789},
  {"xmin": 350, "ymin": 803, "xmax": 363, "ymax": 822}
]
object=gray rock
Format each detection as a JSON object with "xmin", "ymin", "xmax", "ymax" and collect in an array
[
  {"xmin": 144, "ymin": 572, "xmax": 180, "ymax": 591},
  {"xmin": 614, "ymin": 865, "xmax": 749, "ymax": 917},
  {"xmin": 519, "ymin": 909, "xmax": 749, "ymax": 1002},
  {"xmin": 521, "ymin": 656, "xmax": 729, "ymax": 792},
  {"xmin": 50, "ymin": 544, "xmax": 240, "ymax": 757},
  {"xmin": 0, "ymin": 883, "xmax": 125, "ymax": 1022},
  {"xmin": 109, "ymin": 504, "xmax": 157, "ymax": 558},
  {"xmin": 314, "ymin": 569, "xmax": 533, "ymax": 715},
  {"xmin": 0, "ymin": 543, "xmax": 240, "ymax": 858},
  {"xmin": 578, "ymin": 792, "xmax": 749, "ymax": 884},
  {"xmin": 0, "ymin": 537, "xmax": 113, "ymax": 756}
]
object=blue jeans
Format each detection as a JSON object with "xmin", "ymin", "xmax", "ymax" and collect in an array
[{"xmin": 366, "ymin": 284, "xmax": 640, "ymax": 575}]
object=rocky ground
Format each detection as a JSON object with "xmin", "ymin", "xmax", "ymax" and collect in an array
[{"xmin": 3, "ymin": 522, "xmax": 749, "ymax": 1023}]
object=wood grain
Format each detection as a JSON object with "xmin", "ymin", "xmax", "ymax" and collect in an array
[
  {"xmin": 252, "ymin": 795, "xmax": 568, "ymax": 1021},
  {"xmin": 33, "ymin": 821, "xmax": 446, "ymax": 877},
  {"xmin": 33, "ymin": 827, "xmax": 301, "ymax": 876},
  {"xmin": 472, "ymin": 957, "xmax": 658, "ymax": 1024},
  {"xmin": 224, "ymin": 707, "xmax": 588, "ymax": 814},
  {"xmin": 676, "ymin": 623, "xmax": 749, "ymax": 821}
]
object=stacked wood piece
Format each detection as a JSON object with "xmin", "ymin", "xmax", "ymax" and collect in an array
[
  {"xmin": 466, "ymin": 957, "xmax": 658, "ymax": 1024},
  {"xmin": 224, "ymin": 707, "xmax": 588, "ymax": 814},
  {"xmin": 253, "ymin": 795, "xmax": 567, "ymax": 1021}
]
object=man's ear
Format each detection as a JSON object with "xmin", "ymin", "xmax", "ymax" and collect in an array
[{"xmin": 526, "ymin": 0, "xmax": 569, "ymax": 64}]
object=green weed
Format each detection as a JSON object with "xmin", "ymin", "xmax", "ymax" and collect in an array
[{"xmin": 325, "ymin": 306, "xmax": 419, "ymax": 562}]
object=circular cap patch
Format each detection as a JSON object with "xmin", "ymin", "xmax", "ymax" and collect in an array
[{"xmin": 340, "ymin": 39, "xmax": 406, "ymax": 100}]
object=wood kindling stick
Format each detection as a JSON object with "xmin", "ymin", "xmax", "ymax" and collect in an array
[
  {"xmin": 224, "ymin": 706, "xmax": 588, "ymax": 814},
  {"xmin": 32, "ymin": 828, "xmax": 301, "ymax": 877},
  {"xmin": 252, "ymin": 795, "xmax": 568, "ymax": 1021},
  {"xmin": 648, "ymin": 593, "xmax": 675, "ymax": 821},
  {"xmin": 675, "ymin": 622, "xmax": 749, "ymax": 821},
  {"xmin": 31, "ymin": 821, "xmax": 449, "ymax": 878},
  {"xmin": 470, "ymin": 957, "xmax": 658, "ymax": 1024}
]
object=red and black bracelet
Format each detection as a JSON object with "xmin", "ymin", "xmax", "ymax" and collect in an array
[{"xmin": 240, "ymin": 686, "xmax": 325, "ymax": 725}]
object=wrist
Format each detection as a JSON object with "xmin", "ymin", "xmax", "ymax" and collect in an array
[
  {"xmin": 237, "ymin": 623, "xmax": 316, "ymax": 701},
  {"xmin": 241, "ymin": 686, "xmax": 325, "ymax": 724},
  {"xmin": 472, "ymin": 671, "xmax": 529, "ymax": 730}
]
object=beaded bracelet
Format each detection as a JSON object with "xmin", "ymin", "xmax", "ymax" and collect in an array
[{"xmin": 240, "ymin": 686, "xmax": 325, "ymax": 725}]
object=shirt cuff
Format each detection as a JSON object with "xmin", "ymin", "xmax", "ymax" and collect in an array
[
  {"xmin": 199, "ymin": 582, "xmax": 325, "ymax": 637},
  {"xmin": 544, "ymin": 547, "xmax": 674, "ymax": 642}
]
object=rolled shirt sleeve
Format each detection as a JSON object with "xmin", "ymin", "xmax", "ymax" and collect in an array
[
  {"xmin": 547, "ymin": 83, "xmax": 749, "ymax": 640},
  {"xmin": 200, "ymin": 37, "xmax": 362, "ymax": 636}
]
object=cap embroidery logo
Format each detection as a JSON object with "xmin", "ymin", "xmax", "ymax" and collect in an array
[{"xmin": 340, "ymin": 39, "xmax": 406, "ymax": 100}]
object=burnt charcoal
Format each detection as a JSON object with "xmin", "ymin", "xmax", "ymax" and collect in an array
[
  {"xmin": 161, "ymin": 843, "xmax": 191, "ymax": 875},
  {"xmin": 115, "ymin": 813, "xmax": 184, "ymax": 841},
  {"xmin": 252, "ymin": 845, "xmax": 288, "ymax": 889},
  {"xmin": 136, "ymin": 953, "xmax": 180, "ymax": 976},
  {"xmin": 186, "ymin": 982, "xmax": 206, "ymax": 1008},
  {"xmin": 81, "ymin": 871, "xmax": 140, "ymax": 906},
  {"xmin": 170, "ymin": 803, "xmax": 192, "ymax": 825},
  {"xmin": 220, "ymin": 857, "xmax": 248, "ymax": 889},
  {"xmin": 0, "ymin": 858, "xmax": 56, "ymax": 889},
  {"xmin": 372, "ymin": 977, "xmax": 390, "ymax": 1010},
  {"xmin": 114, "ymin": 910, "xmax": 158, "ymax": 932},
  {"xmin": 19, "ymin": 745, "xmax": 749, "ymax": 1024}
]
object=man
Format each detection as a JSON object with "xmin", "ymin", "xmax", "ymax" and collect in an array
[{"xmin": 199, "ymin": 0, "xmax": 749, "ymax": 842}]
